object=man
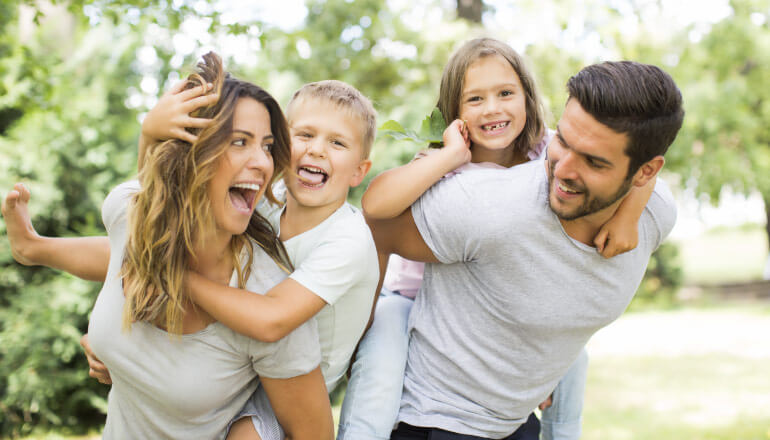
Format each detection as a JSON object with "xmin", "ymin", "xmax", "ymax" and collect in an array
[{"xmin": 368, "ymin": 61, "xmax": 684, "ymax": 439}]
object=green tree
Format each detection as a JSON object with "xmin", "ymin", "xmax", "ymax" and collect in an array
[{"xmin": 666, "ymin": 0, "xmax": 770, "ymax": 276}]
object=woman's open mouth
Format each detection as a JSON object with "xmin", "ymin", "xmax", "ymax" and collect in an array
[{"xmin": 228, "ymin": 182, "xmax": 260, "ymax": 213}]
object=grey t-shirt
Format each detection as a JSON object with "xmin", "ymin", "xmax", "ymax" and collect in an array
[
  {"xmin": 89, "ymin": 181, "xmax": 321, "ymax": 439},
  {"xmin": 401, "ymin": 159, "xmax": 676, "ymax": 437}
]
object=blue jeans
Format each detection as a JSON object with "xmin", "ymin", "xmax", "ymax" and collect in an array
[
  {"xmin": 338, "ymin": 290, "xmax": 413, "ymax": 440},
  {"xmin": 540, "ymin": 349, "xmax": 588, "ymax": 440},
  {"xmin": 337, "ymin": 290, "xmax": 588, "ymax": 440}
]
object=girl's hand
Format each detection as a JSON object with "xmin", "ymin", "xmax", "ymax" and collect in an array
[
  {"xmin": 594, "ymin": 216, "xmax": 639, "ymax": 258},
  {"xmin": 142, "ymin": 81, "xmax": 219, "ymax": 144},
  {"xmin": 1, "ymin": 183, "xmax": 41, "ymax": 266},
  {"xmin": 441, "ymin": 119, "xmax": 471, "ymax": 169}
]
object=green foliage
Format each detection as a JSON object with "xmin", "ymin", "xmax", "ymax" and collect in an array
[
  {"xmin": 666, "ymin": 0, "xmax": 770, "ymax": 224},
  {"xmin": 0, "ymin": 5, "xmax": 143, "ymax": 436},
  {"xmin": 379, "ymin": 107, "xmax": 447, "ymax": 146},
  {"xmin": 630, "ymin": 242, "xmax": 684, "ymax": 309}
]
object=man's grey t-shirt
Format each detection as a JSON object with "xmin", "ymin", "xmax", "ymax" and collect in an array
[{"xmin": 400, "ymin": 159, "xmax": 676, "ymax": 437}]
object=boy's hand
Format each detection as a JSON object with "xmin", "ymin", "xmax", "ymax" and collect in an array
[
  {"xmin": 80, "ymin": 334, "xmax": 112, "ymax": 385},
  {"xmin": 594, "ymin": 217, "xmax": 638, "ymax": 258},
  {"xmin": 1, "ymin": 183, "xmax": 42, "ymax": 266},
  {"xmin": 142, "ymin": 80, "xmax": 218, "ymax": 144},
  {"xmin": 441, "ymin": 119, "xmax": 471, "ymax": 169}
]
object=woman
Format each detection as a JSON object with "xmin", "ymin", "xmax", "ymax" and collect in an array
[{"xmin": 1, "ymin": 53, "xmax": 332, "ymax": 440}]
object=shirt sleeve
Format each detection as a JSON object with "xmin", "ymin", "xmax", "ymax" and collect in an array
[
  {"xmin": 411, "ymin": 173, "xmax": 481, "ymax": 264},
  {"xmin": 101, "ymin": 180, "xmax": 139, "ymax": 233},
  {"xmin": 250, "ymin": 317, "xmax": 322, "ymax": 379},
  {"xmin": 641, "ymin": 178, "xmax": 677, "ymax": 250},
  {"xmin": 289, "ymin": 217, "xmax": 374, "ymax": 305}
]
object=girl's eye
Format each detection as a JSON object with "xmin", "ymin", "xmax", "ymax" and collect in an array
[
  {"xmin": 297, "ymin": 132, "xmax": 312, "ymax": 138},
  {"xmin": 262, "ymin": 143, "xmax": 273, "ymax": 153},
  {"xmin": 232, "ymin": 138, "xmax": 246, "ymax": 147},
  {"xmin": 500, "ymin": 90, "xmax": 513, "ymax": 97},
  {"xmin": 467, "ymin": 96, "xmax": 481, "ymax": 103}
]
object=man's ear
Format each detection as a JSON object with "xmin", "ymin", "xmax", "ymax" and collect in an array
[
  {"xmin": 349, "ymin": 159, "xmax": 372, "ymax": 187},
  {"xmin": 632, "ymin": 155, "xmax": 664, "ymax": 187}
]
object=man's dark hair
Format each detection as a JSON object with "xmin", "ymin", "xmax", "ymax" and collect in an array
[{"xmin": 567, "ymin": 61, "xmax": 684, "ymax": 175}]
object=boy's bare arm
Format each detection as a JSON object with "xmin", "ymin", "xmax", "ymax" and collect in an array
[
  {"xmin": 2, "ymin": 183, "xmax": 109, "ymax": 282},
  {"xmin": 594, "ymin": 176, "xmax": 657, "ymax": 258},
  {"xmin": 138, "ymin": 81, "xmax": 218, "ymax": 171},
  {"xmin": 361, "ymin": 119, "xmax": 470, "ymax": 219},
  {"xmin": 186, "ymin": 274, "xmax": 328, "ymax": 343}
]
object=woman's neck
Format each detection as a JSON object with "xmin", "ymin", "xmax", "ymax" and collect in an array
[{"xmin": 190, "ymin": 232, "xmax": 235, "ymax": 284}]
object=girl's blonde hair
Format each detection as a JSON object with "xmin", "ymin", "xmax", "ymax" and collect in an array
[
  {"xmin": 121, "ymin": 52, "xmax": 292, "ymax": 335},
  {"xmin": 436, "ymin": 38, "xmax": 545, "ymax": 157}
]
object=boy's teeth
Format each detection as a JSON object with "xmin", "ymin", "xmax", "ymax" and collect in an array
[{"xmin": 232, "ymin": 183, "xmax": 261, "ymax": 191}]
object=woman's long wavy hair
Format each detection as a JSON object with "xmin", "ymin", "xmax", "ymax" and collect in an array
[{"xmin": 120, "ymin": 52, "xmax": 292, "ymax": 335}]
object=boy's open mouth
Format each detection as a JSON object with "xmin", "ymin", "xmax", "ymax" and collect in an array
[
  {"xmin": 297, "ymin": 165, "xmax": 329, "ymax": 188},
  {"xmin": 229, "ymin": 182, "xmax": 260, "ymax": 212}
]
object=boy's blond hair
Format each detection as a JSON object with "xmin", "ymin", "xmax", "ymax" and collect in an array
[{"xmin": 287, "ymin": 80, "xmax": 377, "ymax": 158}]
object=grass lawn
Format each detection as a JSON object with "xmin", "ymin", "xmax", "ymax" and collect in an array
[
  {"xmin": 675, "ymin": 224, "xmax": 768, "ymax": 285},
  {"xmin": 581, "ymin": 305, "xmax": 770, "ymax": 440}
]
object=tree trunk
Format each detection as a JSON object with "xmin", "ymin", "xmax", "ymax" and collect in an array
[
  {"xmin": 457, "ymin": 0, "xmax": 483, "ymax": 23},
  {"xmin": 764, "ymin": 195, "xmax": 770, "ymax": 280}
]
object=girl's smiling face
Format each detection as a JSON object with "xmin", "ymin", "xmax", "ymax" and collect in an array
[
  {"xmin": 459, "ymin": 54, "xmax": 528, "ymax": 161},
  {"xmin": 208, "ymin": 97, "xmax": 274, "ymax": 239}
]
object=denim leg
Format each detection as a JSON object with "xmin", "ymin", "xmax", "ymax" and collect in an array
[
  {"xmin": 540, "ymin": 349, "xmax": 588, "ymax": 440},
  {"xmin": 337, "ymin": 291, "xmax": 414, "ymax": 440}
]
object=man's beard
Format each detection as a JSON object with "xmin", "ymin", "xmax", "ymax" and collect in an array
[{"xmin": 548, "ymin": 160, "xmax": 634, "ymax": 221}]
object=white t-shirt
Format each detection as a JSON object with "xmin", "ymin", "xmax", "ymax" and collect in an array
[
  {"xmin": 89, "ymin": 181, "xmax": 321, "ymax": 439},
  {"xmin": 258, "ymin": 181, "xmax": 379, "ymax": 391}
]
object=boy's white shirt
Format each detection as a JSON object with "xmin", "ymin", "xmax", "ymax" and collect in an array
[{"xmin": 257, "ymin": 180, "xmax": 379, "ymax": 391}]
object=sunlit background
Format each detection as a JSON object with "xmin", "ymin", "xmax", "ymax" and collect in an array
[{"xmin": 1, "ymin": 0, "xmax": 769, "ymax": 438}]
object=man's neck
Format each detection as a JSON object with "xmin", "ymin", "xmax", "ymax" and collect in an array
[{"xmin": 560, "ymin": 203, "xmax": 620, "ymax": 247}]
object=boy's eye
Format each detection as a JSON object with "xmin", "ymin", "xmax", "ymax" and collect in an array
[{"xmin": 332, "ymin": 139, "xmax": 346, "ymax": 148}]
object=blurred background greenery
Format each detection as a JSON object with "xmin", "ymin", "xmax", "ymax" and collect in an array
[{"xmin": 0, "ymin": 0, "xmax": 768, "ymax": 438}]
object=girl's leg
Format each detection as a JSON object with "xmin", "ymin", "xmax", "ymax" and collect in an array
[
  {"xmin": 540, "ymin": 349, "xmax": 589, "ymax": 440},
  {"xmin": 337, "ymin": 290, "xmax": 414, "ymax": 440},
  {"xmin": 226, "ymin": 385, "xmax": 283, "ymax": 440},
  {"xmin": 227, "ymin": 417, "xmax": 263, "ymax": 440}
]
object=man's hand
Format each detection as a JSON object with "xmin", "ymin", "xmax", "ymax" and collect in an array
[
  {"xmin": 80, "ymin": 334, "xmax": 111, "ymax": 385},
  {"xmin": 1, "ymin": 183, "xmax": 42, "ymax": 266}
]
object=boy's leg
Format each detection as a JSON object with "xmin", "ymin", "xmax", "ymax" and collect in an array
[
  {"xmin": 338, "ymin": 290, "xmax": 414, "ymax": 440},
  {"xmin": 540, "ymin": 349, "xmax": 589, "ymax": 440}
]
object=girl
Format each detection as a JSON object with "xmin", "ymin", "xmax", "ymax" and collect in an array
[
  {"xmin": 1, "ymin": 53, "xmax": 333, "ymax": 440},
  {"xmin": 338, "ymin": 38, "xmax": 650, "ymax": 440}
]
